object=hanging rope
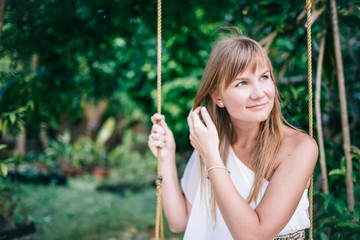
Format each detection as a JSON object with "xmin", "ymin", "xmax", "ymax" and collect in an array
[
  {"xmin": 155, "ymin": 0, "xmax": 164, "ymax": 239},
  {"xmin": 305, "ymin": 0, "xmax": 314, "ymax": 239}
]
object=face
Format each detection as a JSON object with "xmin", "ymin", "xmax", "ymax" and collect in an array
[{"xmin": 213, "ymin": 65, "xmax": 275, "ymax": 124}]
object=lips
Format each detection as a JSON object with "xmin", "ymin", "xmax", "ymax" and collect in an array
[{"xmin": 246, "ymin": 102, "xmax": 267, "ymax": 109}]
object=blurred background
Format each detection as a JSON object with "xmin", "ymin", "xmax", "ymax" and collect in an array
[{"xmin": 0, "ymin": 0, "xmax": 359, "ymax": 239}]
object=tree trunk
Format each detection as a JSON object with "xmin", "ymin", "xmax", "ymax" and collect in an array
[
  {"xmin": 0, "ymin": 0, "xmax": 7, "ymax": 41},
  {"xmin": 315, "ymin": 32, "xmax": 328, "ymax": 194},
  {"xmin": 330, "ymin": 0, "xmax": 354, "ymax": 211}
]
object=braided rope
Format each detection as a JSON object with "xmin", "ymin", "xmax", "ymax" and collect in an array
[
  {"xmin": 157, "ymin": 0, "xmax": 162, "ymax": 116},
  {"xmin": 155, "ymin": 0, "xmax": 164, "ymax": 239},
  {"xmin": 305, "ymin": 0, "xmax": 314, "ymax": 239}
]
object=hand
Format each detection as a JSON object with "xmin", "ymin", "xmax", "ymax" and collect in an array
[
  {"xmin": 148, "ymin": 114, "xmax": 176, "ymax": 162},
  {"xmin": 187, "ymin": 106, "xmax": 220, "ymax": 164}
]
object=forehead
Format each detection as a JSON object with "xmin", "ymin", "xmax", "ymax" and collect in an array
[{"xmin": 235, "ymin": 64, "xmax": 270, "ymax": 78}]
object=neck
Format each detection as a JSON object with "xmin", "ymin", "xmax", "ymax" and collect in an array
[{"xmin": 231, "ymin": 120, "xmax": 261, "ymax": 150}]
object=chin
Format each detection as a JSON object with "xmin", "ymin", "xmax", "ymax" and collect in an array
[{"xmin": 252, "ymin": 112, "xmax": 271, "ymax": 123}]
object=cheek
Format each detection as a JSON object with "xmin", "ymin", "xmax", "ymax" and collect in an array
[
  {"xmin": 225, "ymin": 92, "xmax": 248, "ymax": 108},
  {"xmin": 265, "ymin": 81, "xmax": 276, "ymax": 99}
]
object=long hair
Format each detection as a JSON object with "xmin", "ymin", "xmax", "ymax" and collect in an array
[{"xmin": 193, "ymin": 35, "xmax": 287, "ymax": 220}]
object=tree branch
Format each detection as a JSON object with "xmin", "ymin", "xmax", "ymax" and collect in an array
[{"xmin": 315, "ymin": 31, "xmax": 329, "ymax": 194}]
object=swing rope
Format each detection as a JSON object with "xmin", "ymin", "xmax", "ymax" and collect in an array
[
  {"xmin": 305, "ymin": 0, "xmax": 314, "ymax": 239},
  {"xmin": 155, "ymin": 0, "xmax": 164, "ymax": 239}
]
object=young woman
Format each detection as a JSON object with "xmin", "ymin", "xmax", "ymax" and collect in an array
[{"xmin": 148, "ymin": 35, "xmax": 318, "ymax": 240}]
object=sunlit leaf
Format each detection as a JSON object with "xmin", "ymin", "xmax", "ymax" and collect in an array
[
  {"xmin": 0, "ymin": 163, "xmax": 8, "ymax": 177},
  {"xmin": 329, "ymin": 169, "xmax": 346, "ymax": 176},
  {"xmin": 96, "ymin": 117, "xmax": 116, "ymax": 146},
  {"xmin": 9, "ymin": 113, "xmax": 16, "ymax": 124}
]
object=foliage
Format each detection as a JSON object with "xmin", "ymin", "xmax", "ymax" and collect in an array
[
  {"xmin": 44, "ymin": 131, "xmax": 74, "ymax": 167},
  {"xmin": 108, "ymin": 128, "xmax": 156, "ymax": 190},
  {"xmin": 314, "ymin": 191, "xmax": 360, "ymax": 239},
  {"xmin": 0, "ymin": 0, "xmax": 358, "ymax": 149},
  {"xmin": 35, "ymin": 116, "xmax": 116, "ymax": 171},
  {"xmin": 313, "ymin": 145, "xmax": 360, "ymax": 239},
  {"xmin": 0, "ymin": 102, "xmax": 32, "ymax": 177},
  {"xmin": 0, "ymin": 74, "xmax": 33, "ymax": 230},
  {"xmin": 72, "ymin": 137, "xmax": 100, "ymax": 168},
  {"xmin": 0, "ymin": 155, "xmax": 30, "ymax": 231},
  {"xmin": 0, "ymin": 181, "xmax": 24, "ymax": 231}
]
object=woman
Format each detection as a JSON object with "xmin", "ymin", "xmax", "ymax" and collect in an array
[{"xmin": 148, "ymin": 35, "xmax": 318, "ymax": 239}]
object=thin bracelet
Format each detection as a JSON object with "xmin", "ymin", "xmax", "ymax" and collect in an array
[{"xmin": 206, "ymin": 166, "xmax": 231, "ymax": 179}]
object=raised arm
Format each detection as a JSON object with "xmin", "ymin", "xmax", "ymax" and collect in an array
[
  {"xmin": 148, "ymin": 114, "xmax": 191, "ymax": 232},
  {"xmin": 188, "ymin": 107, "xmax": 318, "ymax": 239}
]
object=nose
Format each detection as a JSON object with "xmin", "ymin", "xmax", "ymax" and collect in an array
[{"xmin": 249, "ymin": 82, "xmax": 266, "ymax": 100}]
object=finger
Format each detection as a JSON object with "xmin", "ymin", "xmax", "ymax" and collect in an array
[
  {"xmin": 187, "ymin": 109, "xmax": 195, "ymax": 132},
  {"xmin": 191, "ymin": 106, "xmax": 205, "ymax": 128},
  {"xmin": 158, "ymin": 115, "xmax": 172, "ymax": 134},
  {"xmin": 151, "ymin": 133, "xmax": 165, "ymax": 142},
  {"xmin": 151, "ymin": 113, "xmax": 164, "ymax": 124},
  {"xmin": 151, "ymin": 124, "xmax": 165, "ymax": 135},
  {"xmin": 148, "ymin": 132, "xmax": 164, "ymax": 144},
  {"xmin": 200, "ymin": 107, "xmax": 214, "ymax": 129},
  {"xmin": 149, "ymin": 139, "xmax": 165, "ymax": 149}
]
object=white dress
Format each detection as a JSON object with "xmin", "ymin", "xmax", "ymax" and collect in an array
[{"xmin": 181, "ymin": 148, "xmax": 310, "ymax": 239}]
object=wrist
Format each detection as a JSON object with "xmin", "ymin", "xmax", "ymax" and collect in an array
[
  {"xmin": 160, "ymin": 153, "xmax": 176, "ymax": 168},
  {"xmin": 203, "ymin": 149, "xmax": 223, "ymax": 168}
]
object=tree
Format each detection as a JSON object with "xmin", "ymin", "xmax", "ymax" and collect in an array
[{"xmin": 330, "ymin": 0, "xmax": 354, "ymax": 211}]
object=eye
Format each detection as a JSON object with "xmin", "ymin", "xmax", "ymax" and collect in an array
[
  {"xmin": 236, "ymin": 81, "xmax": 247, "ymax": 87},
  {"xmin": 260, "ymin": 75, "xmax": 270, "ymax": 81}
]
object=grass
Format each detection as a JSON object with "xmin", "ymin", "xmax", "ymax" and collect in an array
[{"xmin": 18, "ymin": 175, "xmax": 183, "ymax": 240}]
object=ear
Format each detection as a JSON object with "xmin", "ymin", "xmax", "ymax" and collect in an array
[{"xmin": 210, "ymin": 91, "xmax": 225, "ymax": 108}]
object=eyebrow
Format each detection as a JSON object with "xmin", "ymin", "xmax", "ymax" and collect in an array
[{"xmin": 234, "ymin": 70, "xmax": 270, "ymax": 81}]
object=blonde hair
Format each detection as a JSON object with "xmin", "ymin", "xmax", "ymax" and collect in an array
[{"xmin": 193, "ymin": 34, "xmax": 287, "ymax": 219}]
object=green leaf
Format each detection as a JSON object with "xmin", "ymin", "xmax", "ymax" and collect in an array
[
  {"xmin": 336, "ymin": 221, "xmax": 360, "ymax": 228},
  {"xmin": 324, "ymin": 194, "xmax": 333, "ymax": 209},
  {"xmin": 340, "ymin": 156, "xmax": 346, "ymax": 170},
  {"xmin": 9, "ymin": 114, "xmax": 16, "ymax": 124},
  {"xmin": 0, "ymin": 144, "xmax": 7, "ymax": 150},
  {"xmin": 0, "ymin": 163, "xmax": 8, "ymax": 177},
  {"xmin": 334, "ymin": 200, "xmax": 347, "ymax": 213},
  {"xmin": 2, "ymin": 119, "xmax": 8, "ymax": 135},
  {"xmin": 329, "ymin": 169, "xmax": 346, "ymax": 176},
  {"xmin": 319, "ymin": 232, "xmax": 328, "ymax": 240},
  {"xmin": 354, "ymin": 208, "xmax": 360, "ymax": 221},
  {"xmin": 15, "ymin": 107, "xmax": 27, "ymax": 113}
]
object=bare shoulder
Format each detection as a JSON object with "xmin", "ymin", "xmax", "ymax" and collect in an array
[
  {"xmin": 279, "ymin": 126, "xmax": 318, "ymax": 168},
  {"xmin": 283, "ymin": 127, "xmax": 318, "ymax": 150}
]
